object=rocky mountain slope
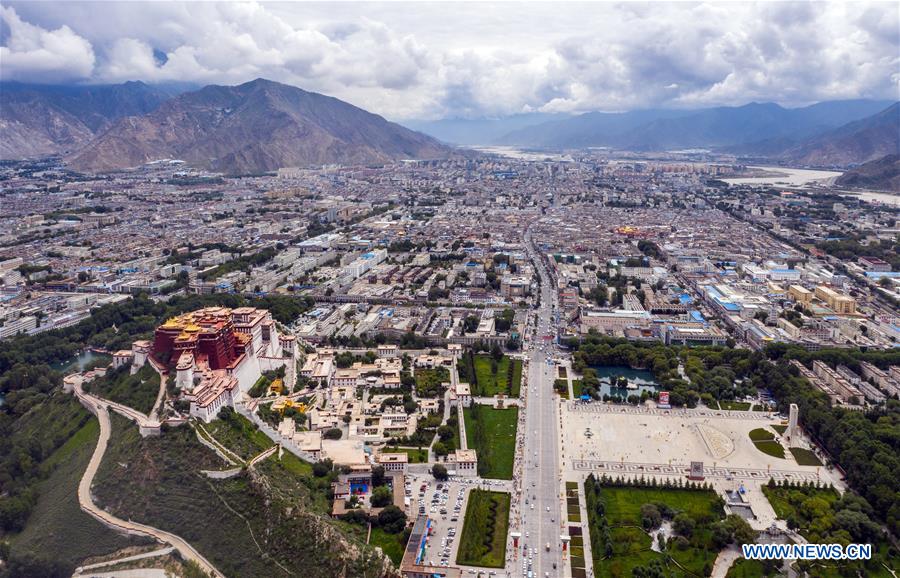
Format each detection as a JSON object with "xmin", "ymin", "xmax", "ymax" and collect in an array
[
  {"xmin": 0, "ymin": 81, "xmax": 178, "ymax": 159},
  {"xmin": 835, "ymin": 154, "xmax": 900, "ymax": 192},
  {"xmin": 67, "ymin": 78, "xmax": 453, "ymax": 174},
  {"xmin": 781, "ymin": 103, "xmax": 900, "ymax": 167}
]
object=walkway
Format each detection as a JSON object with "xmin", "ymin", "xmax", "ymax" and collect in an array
[
  {"xmin": 75, "ymin": 385, "xmax": 222, "ymax": 576},
  {"xmin": 570, "ymin": 459, "xmax": 821, "ymax": 482},
  {"xmin": 74, "ymin": 547, "xmax": 174, "ymax": 576},
  {"xmin": 73, "ymin": 386, "xmax": 223, "ymax": 577},
  {"xmin": 568, "ymin": 402, "xmax": 775, "ymax": 421}
]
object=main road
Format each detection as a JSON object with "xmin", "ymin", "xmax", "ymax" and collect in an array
[{"xmin": 517, "ymin": 229, "xmax": 563, "ymax": 577}]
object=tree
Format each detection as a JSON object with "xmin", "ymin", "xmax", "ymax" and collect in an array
[
  {"xmin": 673, "ymin": 513, "xmax": 695, "ymax": 537},
  {"xmin": 371, "ymin": 485, "xmax": 392, "ymax": 507},
  {"xmin": 640, "ymin": 503, "xmax": 662, "ymax": 530},
  {"xmin": 432, "ymin": 463, "xmax": 449, "ymax": 481},
  {"xmin": 437, "ymin": 425, "xmax": 455, "ymax": 441},
  {"xmin": 312, "ymin": 458, "xmax": 333, "ymax": 477},
  {"xmin": 371, "ymin": 465, "xmax": 386, "ymax": 488},
  {"xmin": 376, "ymin": 505, "xmax": 407, "ymax": 534},
  {"xmin": 324, "ymin": 428, "xmax": 343, "ymax": 440}
]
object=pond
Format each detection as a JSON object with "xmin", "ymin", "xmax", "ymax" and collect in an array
[
  {"xmin": 590, "ymin": 365, "xmax": 660, "ymax": 398},
  {"xmin": 50, "ymin": 349, "xmax": 111, "ymax": 373}
]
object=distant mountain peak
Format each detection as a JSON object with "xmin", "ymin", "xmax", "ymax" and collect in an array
[{"xmin": 62, "ymin": 79, "xmax": 455, "ymax": 174}]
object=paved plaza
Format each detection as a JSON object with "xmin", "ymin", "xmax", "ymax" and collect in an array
[
  {"xmin": 567, "ymin": 401, "xmax": 775, "ymax": 421},
  {"xmin": 560, "ymin": 401, "xmax": 843, "ymax": 489}
]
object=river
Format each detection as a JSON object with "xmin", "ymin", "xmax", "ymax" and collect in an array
[
  {"xmin": 722, "ymin": 166, "xmax": 843, "ymax": 187},
  {"xmin": 50, "ymin": 350, "xmax": 111, "ymax": 373}
]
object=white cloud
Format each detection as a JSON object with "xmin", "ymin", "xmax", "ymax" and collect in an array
[
  {"xmin": 2, "ymin": 2, "xmax": 898, "ymax": 119},
  {"xmin": 0, "ymin": 5, "xmax": 95, "ymax": 82}
]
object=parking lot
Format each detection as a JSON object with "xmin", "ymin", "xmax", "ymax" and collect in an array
[{"xmin": 404, "ymin": 473, "xmax": 513, "ymax": 576}]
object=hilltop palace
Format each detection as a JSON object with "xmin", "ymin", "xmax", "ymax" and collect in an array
[{"xmin": 132, "ymin": 306, "xmax": 297, "ymax": 421}]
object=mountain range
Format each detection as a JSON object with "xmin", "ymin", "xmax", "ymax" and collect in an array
[
  {"xmin": 66, "ymin": 79, "xmax": 453, "ymax": 174},
  {"xmin": 1, "ymin": 79, "xmax": 453, "ymax": 174},
  {"xmin": 0, "ymin": 81, "xmax": 183, "ymax": 159},
  {"xmin": 487, "ymin": 100, "xmax": 899, "ymax": 167},
  {"xmin": 2, "ymin": 78, "xmax": 898, "ymax": 173}
]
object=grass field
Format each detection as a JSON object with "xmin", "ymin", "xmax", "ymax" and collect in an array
[
  {"xmin": 369, "ymin": 526, "xmax": 405, "ymax": 565},
  {"xmin": 384, "ymin": 446, "xmax": 429, "ymax": 463},
  {"xmin": 754, "ymin": 440, "xmax": 786, "ymax": 459},
  {"xmin": 772, "ymin": 424, "xmax": 787, "ymax": 435},
  {"xmin": 94, "ymin": 415, "xmax": 387, "ymax": 577},
  {"xmin": 470, "ymin": 355, "xmax": 522, "ymax": 397},
  {"xmin": 726, "ymin": 558, "xmax": 775, "ymax": 577},
  {"xmin": 85, "ymin": 363, "xmax": 160, "ymax": 415},
  {"xmin": 9, "ymin": 417, "xmax": 146, "ymax": 574},
  {"xmin": 203, "ymin": 410, "xmax": 275, "ymax": 461},
  {"xmin": 585, "ymin": 482, "xmax": 725, "ymax": 578},
  {"xmin": 789, "ymin": 447, "xmax": 823, "ymax": 466},
  {"xmin": 572, "ymin": 379, "xmax": 583, "ymax": 398},
  {"xmin": 456, "ymin": 490, "xmax": 510, "ymax": 568},
  {"xmin": 463, "ymin": 405, "xmax": 518, "ymax": 479},
  {"xmin": 749, "ymin": 427, "xmax": 775, "ymax": 441}
]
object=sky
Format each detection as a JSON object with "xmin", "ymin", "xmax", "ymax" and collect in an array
[{"xmin": 1, "ymin": 1, "xmax": 898, "ymax": 120}]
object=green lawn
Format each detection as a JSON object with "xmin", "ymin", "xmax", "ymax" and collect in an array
[
  {"xmin": 85, "ymin": 363, "xmax": 161, "ymax": 415},
  {"xmin": 369, "ymin": 526, "xmax": 405, "ymax": 565},
  {"xmin": 470, "ymin": 354, "xmax": 522, "ymax": 397},
  {"xmin": 203, "ymin": 410, "xmax": 275, "ymax": 461},
  {"xmin": 754, "ymin": 440, "xmax": 786, "ymax": 459},
  {"xmin": 463, "ymin": 405, "xmax": 518, "ymax": 479},
  {"xmin": 510, "ymin": 358, "xmax": 523, "ymax": 397},
  {"xmin": 456, "ymin": 490, "xmax": 510, "ymax": 568},
  {"xmin": 772, "ymin": 424, "xmax": 787, "ymax": 435},
  {"xmin": 749, "ymin": 428, "xmax": 775, "ymax": 441},
  {"xmin": 383, "ymin": 446, "xmax": 429, "ymax": 463},
  {"xmin": 789, "ymin": 447, "xmax": 823, "ymax": 466},
  {"xmin": 726, "ymin": 558, "xmax": 778, "ymax": 577},
  {"xmin": 585, "ymin": 481, "xmax": 726, "ymax": 578},
  {"xmin": 573, "ymin": 379, "xmax": 584, "ymax": 398}
]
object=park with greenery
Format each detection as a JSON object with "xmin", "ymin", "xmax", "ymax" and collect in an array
[
  {"xmin": 566, "ymin": 335, "xmax": 900, "ymax": 538},
  {"xmin": 457, "ymin": 350, "xmax": 522, "ymax": 397},
  {"xmin": 456, "ymin": 489, "xmax": 510, "ymax": 568},
  {"xmin": 414, "ymin": 366, "xmax": 450, "ymax": 398},
  {"xmin": 762, "ymin": 480, "xmax": 895, "ymax": 577},
  {"xmin": 93, "ymin": 414, "xmax": 391, "ymax": 578},
  {"xmin": 584, "ymin": 474, "xmax": 752, "ymax": 578},
  {"xmin": 463, "ymin": 405, "xmax": 518, "ymax": 479}
]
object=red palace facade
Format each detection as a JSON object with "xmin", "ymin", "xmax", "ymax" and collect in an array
[{"xmin": 152, "ymin": 307, "xmax": 251, "ymax": 370}]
